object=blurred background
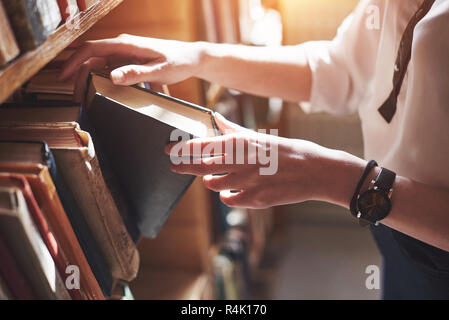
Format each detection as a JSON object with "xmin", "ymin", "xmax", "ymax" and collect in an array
[{"xmin": 82, "ymin": 0, "xmax": 382, "ymax": 300}]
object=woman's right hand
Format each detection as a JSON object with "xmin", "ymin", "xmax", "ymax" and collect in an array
[{"xmin": 60, "ymin": 34, "xmax": 205, "ymax": 102}]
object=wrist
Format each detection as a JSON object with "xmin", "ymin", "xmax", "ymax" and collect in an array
[
  {"xmin": 315, "ymin": 149, "xmax": 370, "ymax": 209},
  {"xmin": 194, "ymin": 41, "xmax": 213, "ymax": 78}
]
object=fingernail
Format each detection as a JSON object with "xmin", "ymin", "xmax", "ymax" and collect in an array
[{"xmin": 111, "ymin": 70, "xmax": 124, "ymax": 84}]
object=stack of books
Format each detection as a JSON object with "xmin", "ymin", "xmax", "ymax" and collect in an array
[{"xmin": 0, "ymin": 70, "xmax": 219, "ymax": 300}]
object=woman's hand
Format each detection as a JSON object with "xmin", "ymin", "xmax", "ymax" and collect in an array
[
  {"xmin": 166, "ymin": 113, "xmax": 366, "ymax": 209},
  {"xmin": 60, "ymin": 34, "xmax": 205, "ymax": 102}
]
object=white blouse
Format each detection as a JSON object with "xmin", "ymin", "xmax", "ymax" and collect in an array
[{"xmin": 302, "ymin": 0, "xmax": 449, "ymax": 189}]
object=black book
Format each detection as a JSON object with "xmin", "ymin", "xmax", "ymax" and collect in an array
[{"xmin": 85, "ymin": 73, "xmax": 219, "ymax": 238}]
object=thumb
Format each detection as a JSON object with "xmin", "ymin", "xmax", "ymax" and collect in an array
[
  {"xmin": 110, "ymin": 63, "xmax": 167, "ymax": 86},
  {"xmin": 214, "ymin": 113, "xmax": 246, "ymax": 134}
]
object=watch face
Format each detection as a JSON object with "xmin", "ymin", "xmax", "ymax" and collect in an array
[{"xmin": 357, "ymin": 189, "xmax": 391, "ymax": 222}]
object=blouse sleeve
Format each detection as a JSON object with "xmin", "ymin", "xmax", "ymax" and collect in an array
[{"xmin": 301, "ymin": 0, "xmax": 381, "ymax": 115}]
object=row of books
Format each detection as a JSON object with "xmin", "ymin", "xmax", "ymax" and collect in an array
[{"xmin": 0, "ymin": 0, "xmax": 98, "ymax": 68}]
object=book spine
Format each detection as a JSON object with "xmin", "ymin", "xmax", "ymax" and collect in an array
[
  {"xmin": 17, "ymin": 174, "xmax": 84, "ymax": 300},
  {"xmin": 46, "ymin": 149, "xmax": 115, "ymax": 297},
  {"xmin": 52, "ymin": 146, "xmax": 140, "ymax": 282}
]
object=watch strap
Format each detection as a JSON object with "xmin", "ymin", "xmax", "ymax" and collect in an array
[
  {"xmin": 374, "ymin": 168, "xmax": 396, "ymax": 192},
  {"xmin": 350, "ymin": 160, "xmax": 378, "ymax": 218}
]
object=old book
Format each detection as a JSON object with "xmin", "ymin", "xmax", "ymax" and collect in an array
[
  {"xmin": 0, "ymin": 127, "xmax": 140, "ymax": 282},
  {"xmin": 2, "ymin": 0, "xmax": 62, "ymax": 52},
  {"xmin": 0, "ymin": 168, "xmax": 104, "ymax": 299},
  {"xmin": 0, "ymin": 102, "xmax": 81, "ymax": 123},
  {"xmin": 25, "ymin": 69, "xmax": 75, "ymax": 96},
  {"xmin": 0, "ymin": 173, "xmax": 83, "ymax": 300},
  {"xmin": 0, "ymin": 187, "xmax": 71, "ymax": 300},
  {"xmin": 0, "ymin": 139, "xmax": 113, "ymax": 297},
  {"xmin": 0, "ymin": 236, "xmax": 35, "ymax": 300},
  {"xmin": 0, "ymin": 2, "xmax": 20, "ymax": 67},
  {"xmin": 57, "ymin": 0, "xmax": 79, "ymax": 22},
  {"xmin": 77, "ymin": 0, "xmax": 99, "ymax": 11},
  {"xmin": 86, "ymin": 73, "xmax": 219, "ymax": 238}
]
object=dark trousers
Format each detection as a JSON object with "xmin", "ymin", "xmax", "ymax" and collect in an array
[{"xmin": 370, "ymin": 224, "xmax": 449, "ymax": 300}]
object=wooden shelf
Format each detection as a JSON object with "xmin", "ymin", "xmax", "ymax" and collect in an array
[{"xmin": 0, "ymin": 0, "xmax": 124, "ymax": 104}]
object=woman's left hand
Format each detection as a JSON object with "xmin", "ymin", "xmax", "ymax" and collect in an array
[{"xmin": 165, "ymin": 113, "xmax": 365, "ymax": 209}]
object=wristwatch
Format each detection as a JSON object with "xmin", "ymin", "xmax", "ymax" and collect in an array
[{"xmin": 350, "ymin": 161, "xmax": 396, "ymax": 226}]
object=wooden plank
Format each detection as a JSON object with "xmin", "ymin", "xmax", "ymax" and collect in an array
[{"xmin": 0, "ymin": 0, "xmax": 124, "ymax": 104}]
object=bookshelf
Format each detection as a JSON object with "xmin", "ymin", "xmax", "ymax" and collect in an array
[{"xmin": 0, "ymin": 0, "xmax": 124, "ymax": 104}]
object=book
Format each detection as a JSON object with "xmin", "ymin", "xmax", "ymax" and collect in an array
[
  {"xmin": 25, "ymin": 69, "xmax": 75, "ymax": 97},
  {"xmin": 0, "ymin": 171, "xmax": 83, "ymax": 300},
  {"xmin": 57, "ymin": 0, "xmax": 79, "ymax": 22},
  {"xmin": 0, "ymin": 236, "xmax": 35, "ymax": 300},
  {"xmin": 0, "ymin": 167, "xmax": 104, "ymax": 300},
  {"xmin": 85, "ymin": 73, "xmax": 219, "ymax": 238},
  {"xmin": 0, "ymin": 186, "xmax": 71, "ymax": 300},
  {"xmin": 0, "ymin": 125, "xmax": 140, "ymax": 282},
  {"xmin": 0, "ymin": 102, "xmax": 81, "ymax": 123},
  {"xmin": 77, "ymin": 0, "xmax": 99, "ymax": 11},
  {"xmin": 0, "ymin": 2, "xmax": 20, "ymax": 67},
  {"xmin": 2, "ymin": 0, "xmax": 62, "ymax": 52}
]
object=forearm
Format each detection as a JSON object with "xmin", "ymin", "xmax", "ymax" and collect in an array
[
  {"xmin": 319, "ymin": 150, "xmax": 449, "ymax": 252},
  {"xmin": 196, "ymin": 42, "xmax": 312, "ymax": 102}
]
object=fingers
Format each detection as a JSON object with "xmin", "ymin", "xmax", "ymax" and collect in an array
[
  {"xmin": 170, "ymin": 158, "xmax": 243, "ymax": 176},
  {"xmin": 110, "ymin": 63, "xmax": 168, "ymax": 86},
  {"xmin": 60, "ymin": 38, "xmax": 140, "ymax": 80},
  {"xmin": 219, "ymin": 190, "xmax": 267, "ymax": 209},
  {"xmin": 203, "ymin": 173, "xmax": 246, "ymax": 192},
  {"xmin": 165, "ymin": 136, "xmax": 228, "ymax": 157},
  {"xmin": 73, "ymin": 57, "xmax": 108, "ymax": 103}
]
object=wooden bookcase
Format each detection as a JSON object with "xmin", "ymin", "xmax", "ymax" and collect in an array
[{"xmin": 0, "ymin": 0, "xmax": 124, "ymax": 104}]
